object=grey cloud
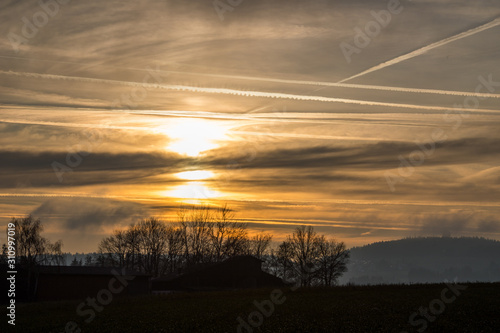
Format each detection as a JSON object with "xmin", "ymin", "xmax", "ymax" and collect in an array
[
  {"xmin": 31, "ymin": 197, "xmax": 147, "ymax": 231},
  {"xmin": 204, "ymin": 137, "xmax": 500, "ymax": 171},
  {"xmin": 477, "ymin": 218, "xmax": 500, "ymax": 233},
  {"xmin": 412, "ymin": 213, "xmax": 500, "ymax": 237},
  {"xmin": 417, "ymin": 214, "xmax": 470, "ymax": 237},
  {"xmin": 0, "ymin": 150, "xmax": 189, "ymax": 188},
  {"xmin": 2, "ymin": 135, "xmax": 499, "ymax": 189}
]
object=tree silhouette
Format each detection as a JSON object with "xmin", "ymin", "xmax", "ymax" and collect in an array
[
  {"xmin": 271, "ymin": 226, "xmax": 350, "ymax": 287},
  {"xmin": 7, "ymin": 215, "xmax": 63, "ymax": 267}
]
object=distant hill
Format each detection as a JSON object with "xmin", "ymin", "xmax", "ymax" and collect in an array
[{"xmin": 340, "ymin": 237, "xmax": 500, "ymax": 285}]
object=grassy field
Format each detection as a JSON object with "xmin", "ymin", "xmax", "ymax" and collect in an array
[{"xmin": 5, "ymin": 283, "xmax": 500, "ymax": 333}]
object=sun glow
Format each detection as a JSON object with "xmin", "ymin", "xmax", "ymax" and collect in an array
[
  {"xmin": 161, "ymin": 118, "xmax": 230, "ymax": 156},
  {"xmin": 161, "ymin": 182, "xmax": 221, "ymax": 199},
  {"xmin": 175, "ymin": 170, "xmax": 214, "ymax": 180}
]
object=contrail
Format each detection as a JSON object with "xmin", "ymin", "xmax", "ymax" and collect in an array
[
  {"xmin": 2, "ymin": 70, "xmax": 500, "ymax": 114},
  {"xmin": 134, "ymin": 111, "xmax": 447, "ymax": 130},
  {"xmin": 0, "ymin": 118, "xmax": 146, "ymax": 131},
  {"xmin": 0, "ymin": 116, "xmax": 428, "ymax": 137},
  {"xmin": 157, "ymin": 70, "xmax": 500, "ymax": 99},
  {"xmin": 339, "ymin": 17, "xmax": 500, "ymax": 83},
  {"xmin": 237, "ymin": 217, "xmax": 414, "ymax": 231},
  {"xmin": 4, "ymin": 55, "xmax": 499, "ymax": 99},
  {"xmin": 231, "ymin": 130, "xmax": 404, "ymax": 142},
  {"xmin": 0, "ymin": 193, "xmax": 121, "ymax": 198}
]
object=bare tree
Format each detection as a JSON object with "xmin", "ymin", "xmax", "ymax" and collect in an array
[
  {"xmin": 93, "ymin": 204, "xmax": 272, "ymax": 277},
  {"xmin": 287, "ymin": 226, "xmax": 321, "ymax": 287},
  {"xmin": 272, "ymin": 226, "xmax": 350, "ymax": 287},
  {"xmin": 135, "ymin": 217, "xmax": 168, "ymax": 277},
  {"xmin": 209, "ymin": 204, "xmax": 249, "ymax": 259},
  {"xmin": 3, "ymin": 215, "xmax": 64, "ymax": 299},
  {"xmin": 178, "ymin": 206, "xmax": 212, "ymax": 265},
  {"xmin": 164, "ymin": 225, "xmax": 184, "ymax": 273},
  {"xmin": 276, "ymin": 240, "xmax": 294, "ymax": 282},
  {"xmin": 6, "ymin": 215, "xmax": 63, "ymax": 267},
  {"xmin": 45, "ymin": 240, "xmax": 64, "ymax": 266},
  {"xmin": 178, "ymin": 204, "xmax": 248, "ymax": 265},
  {"xmin": 209, "ymin": 204, "xmax": 235, "ymax": 261},
  {"xmin": 124, "ymin": 225, "xmax": 141, "ymax": 271},
  {"xmin": 316, "ymin": 236, "xmax": 350, "ymax": 286},
  {"xmin": 13, "ymin": 215, "xmax": 47, "ymax": 266},
  {"xmin": 98, "ymin": 229, "xmax": 128, "ymax": 268},
  {"xmin": 248, "ymin": 233, "xmax": 273, "ymax": 259}
]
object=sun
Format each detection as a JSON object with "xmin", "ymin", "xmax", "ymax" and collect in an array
[
  {"xmin": 161, "ymin": 182, "xmax": 221, "ymax": 199},
  {"xmin": 160, "ymin": 118, "xmax": 229, "ymax": 156},
  {"xmin": 175, "ymin": 170, "xmax": 214, "ymax": 180}
]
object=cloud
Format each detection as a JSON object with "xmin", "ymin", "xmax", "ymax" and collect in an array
[
  {"xmin": 0, "ymin": 150, "xmax": 189, "ymax": 188},
  {"xmin": 204, "ymin": 137, "xmax": 500, "ymax": 171},
  {"xmin": 477, "ymin": 218, "xmax": 500, "ymax": 233},
  {"xmin": 31, "ymin": 197, "xmax": 146, "ymax": 231},
  {"xmin": 416, "ymin": 214, "xmax": 470, "ymax": 236},
  {"xmin": 412, "ymin": 212, "xmax": 500, "ymax": 236}
]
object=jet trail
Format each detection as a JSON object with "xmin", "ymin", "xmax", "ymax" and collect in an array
[
  {"xmin": 231, "ymin": 130, "xmax": 404, "ymax": 142},
  {"xmin": 0, "ymin": 118, "xmax": 146, "ymax": 131},
  {"xmin": 2, "ymin": 70, "xmax": 500, "ymax": 115},
  {"xmin": 158, "ymin": 70, "xmax": 500, "ymax": 99},
  {"xmin": 339, "ymin": 17, "xmax": 500, "ymax": 83},
  {"xmin": 3, "ymin": 55, "xmax": 500, "ymax": 99}
]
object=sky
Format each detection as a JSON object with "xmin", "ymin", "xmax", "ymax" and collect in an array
[{"xmin": 1, "ymin": 0, "xmax": 500, "ymax": 253}]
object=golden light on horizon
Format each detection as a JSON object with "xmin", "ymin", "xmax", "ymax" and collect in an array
[
  {"xmin": 161, "ymin": 118, "xmax": 230, "ymax": 157},
  {"xmin": 175, "ymin": 170, "xmax": 215, "ymax": 180},
  {"xmin": 161, "ymin": 182, "xmax": 221, "ymax": 199}
]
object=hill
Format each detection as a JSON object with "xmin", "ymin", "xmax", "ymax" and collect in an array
[{"xmin": 341, "ymin": 237, "xmax": 500, "ymax": 285}]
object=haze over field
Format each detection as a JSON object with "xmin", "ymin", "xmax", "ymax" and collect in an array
[{"xmin": 1, "ymin": 0, "xmax": 500, "ymax": 252}]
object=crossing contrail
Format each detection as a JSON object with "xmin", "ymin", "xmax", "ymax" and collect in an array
[
  {"xmin": 154, "ymin": 70, "xmax": 500, "ymax": 99},
  {"xmin": 2, "ymin": 70, "xmax": 500, "ymax": 115},
  {"xmin": 339, "ymin": 17, "xmax": 500, "ymax": 83},
  {"xmin": 3, "ymin": 55, "xmax": 500, "ymax": 99}
]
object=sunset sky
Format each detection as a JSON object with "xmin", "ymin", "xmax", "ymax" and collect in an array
[{"xmin": 1, "ymin": 0, "xmax": 500, "ymax": 252}]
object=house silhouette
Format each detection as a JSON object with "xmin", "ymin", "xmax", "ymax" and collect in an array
[{"xmin": 152, "ymin": 255, "xmax": 284, "ymax": 292}]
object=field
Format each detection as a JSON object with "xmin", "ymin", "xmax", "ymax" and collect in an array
[{"xmin": 5, "ymin": 283, "xmax": 500, "ymax": 333}]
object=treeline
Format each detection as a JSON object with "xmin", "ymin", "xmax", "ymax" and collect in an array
[
  {"xmin": 95, "ymin": 205, "xmax": 273, "ymax": 277},
  {"xmin": 2, "ymin": 205, "xmax": 350, "ymax": 287},
  {"xmin": 268, "ymin": 225, "xmax": 350, "ymax": 287}
]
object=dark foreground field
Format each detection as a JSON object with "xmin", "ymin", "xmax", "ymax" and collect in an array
[{"xmin": 5, "ymin": 283, "xmax": 500, "ymax": 333}]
